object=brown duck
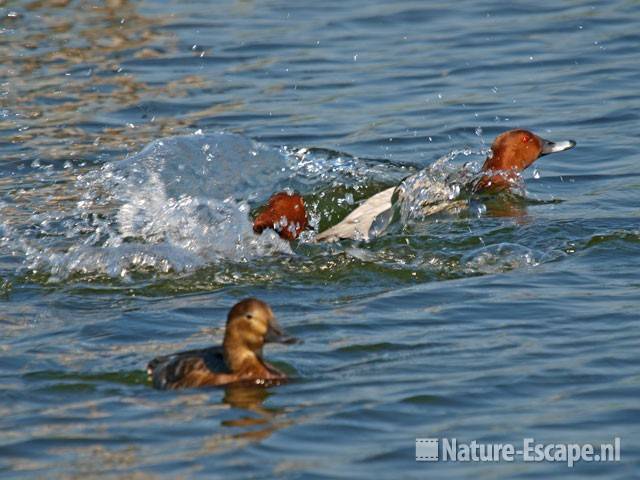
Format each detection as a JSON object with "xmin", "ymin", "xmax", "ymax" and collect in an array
[{"xmin": 147, "ymin": 298, "xmax": 297, "ymax": 390}]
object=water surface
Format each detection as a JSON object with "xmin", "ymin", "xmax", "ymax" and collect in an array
[{"xmin": 1, "ymin": 1, "xmax": 639, "ymax": 478}]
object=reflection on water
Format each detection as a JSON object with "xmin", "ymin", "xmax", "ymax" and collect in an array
[
  {"xmin": 220, "ymin": 384, "xmax": 289, "ymax": 440},
  {"xmin": 1, "ymin": 0, "xmax": 217, "ymax": 163},
  {"xmin": 198, "ymin": 387, "xmax": 295, "ymax": 463},
  {"xmin": 8, "ymin": 371, "xmax": 294, "ymax": 473}
]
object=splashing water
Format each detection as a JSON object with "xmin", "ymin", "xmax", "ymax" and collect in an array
[
  {"xmin": 0, "ymin": 131, "xmax": 544, "ymax": 284},
  {"xmin": 461, "ymin": 242, "xmax": 545, "ymax": 274},
  {"xmin": 396, "ymin": 150, "xmax": 478, "ymax": 220},
  {"xmin": 1, "ymin": 132, "xmax": 296, "ymax": 281},
  {"xmin": 369, "ymin": 147, "xmax": 491, "ymax": 237},
  {"xmin": 0, "ymin": 132, "xmax": 414, "ymax": 282}
]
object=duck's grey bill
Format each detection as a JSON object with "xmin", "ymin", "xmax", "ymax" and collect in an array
[
  {"xmin": 265, "ymin": 321, "xmax": 300, "ymax": 344},
  {"xmin": 541, "ymin": 139, "xmax": 576, "ymax": 155}
]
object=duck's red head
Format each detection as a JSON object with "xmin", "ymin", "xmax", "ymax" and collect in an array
[
  {"xmin": 253, "ymin": 192, "xmax": 309, "ymax": 241},
  {"xmin": 476, "ymin": 129, "xmax": 575, "ymax": 192}
]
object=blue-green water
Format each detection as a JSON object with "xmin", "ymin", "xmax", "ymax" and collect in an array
[{"xmin": 1, "ymin": 1, "xmax": 639, "ymax": 478}]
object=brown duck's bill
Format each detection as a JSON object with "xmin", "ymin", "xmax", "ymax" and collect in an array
[
  {"xmin": 540, "ymin": 138, "xmax": 576, "ymax": 156},
  {"xmin": 265, "ymin": 320, "xmax": 300, "ymax": 344}
]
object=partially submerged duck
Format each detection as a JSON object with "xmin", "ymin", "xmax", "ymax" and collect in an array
[
  {"xmin": 315, "ymin": 129, "xmax": 576, "ymax": 242},
  {"xmin": 253, "ymin": 191, "xmax": 309, "ymax": 240},
  {"xmin": 473, "ymin": 129, "xmax": 576, "ymax": 193},
  {"xmin": 250, "ymin": 129, "xmax": 575, "ymax": 243},
  {"xmin": 147, "ymin": 298, "xmax": 297, "ymax": 390}
]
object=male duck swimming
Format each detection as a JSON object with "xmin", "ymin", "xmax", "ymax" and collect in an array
[{"xmin": 252, "ymin": 129, "xmax": 575, "ymax": 242}]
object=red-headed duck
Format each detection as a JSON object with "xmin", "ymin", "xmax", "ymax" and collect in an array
[
  {"xmin": 473, "ymin": 129, "xmax": 575, "ymax": 193},
  {"xmin": 315, "ymin": 129, "xmax": 575, "ymax": 241},
  {"xmin": 253, "ymin": 192, "xmax": 309, "ymax": 241},
  {"xmin": 147, "ymin": 298, "xmax": 297, "ymax": 390}
]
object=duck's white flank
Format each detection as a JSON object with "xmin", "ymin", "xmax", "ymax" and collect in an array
[{"xmin": 316, "ymin": 187, "xmax": 395, "ymax": 242}]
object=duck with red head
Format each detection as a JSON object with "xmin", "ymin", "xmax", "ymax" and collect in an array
[
  {"xmin": 474, "ymin": 129, "xmax": 576, "ymax": 193},
  {"xmin": 314, "ymin": 129, "xmax": 575, "ymax": 242},
  {"xmin": 253, "ymin": 192, "xmax": 309, "ymax": 241}
]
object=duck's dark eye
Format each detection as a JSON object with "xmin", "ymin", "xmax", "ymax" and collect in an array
[{"xmin": 246, "ymin": 314, "xmax": 253, "ymax": 319}]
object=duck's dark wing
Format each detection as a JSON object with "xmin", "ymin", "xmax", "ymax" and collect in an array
[
  {"xmin": 147, "ymin": 347, "xmax": 208, "ymax": 375},
  {"xmin": 147, "ymin": 346, "xmax": 228, "ymax": 390}
]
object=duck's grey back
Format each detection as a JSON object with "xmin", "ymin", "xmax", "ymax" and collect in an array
[{"xmin": 147, "ymin": 346, "xmax": 227, "ymax": 390}]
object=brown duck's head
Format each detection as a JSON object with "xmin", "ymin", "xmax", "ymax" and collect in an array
[
  {"xmin": 482, "ymin": 129, "xmax": 576, "ymax": 172},
  {"xmin": 223, "ymin": 298, "xmax": 298, "ymax": 358},
  {"xmin": 253, "ymin": 192, "xmax": 309, "ymax": 241},
  {"xmin": 475, "ymin": 129, "xmax": 576, "ymax": 193}
]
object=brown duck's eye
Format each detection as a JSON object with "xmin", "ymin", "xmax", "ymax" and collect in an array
[
  {"xmin": 246, "ymin": 314, "xmax": 253, "ymax": 319},
  {"xmin": 521, "ymin": 135, "xmax": 531, "ymax": 143}
]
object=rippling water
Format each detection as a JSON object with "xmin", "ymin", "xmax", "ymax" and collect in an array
[{"xmin": 1, "ymin": 1, "xmax": 639, "ymax": 478}]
